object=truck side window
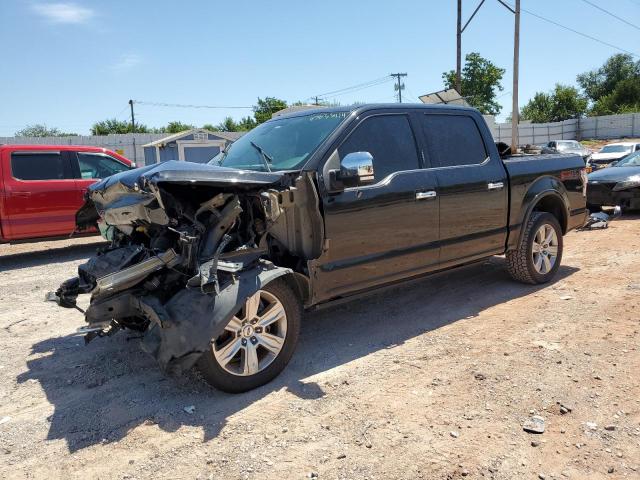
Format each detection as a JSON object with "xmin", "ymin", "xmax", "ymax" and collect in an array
[
  {"xmin": 10, "ymin": 152, "xmax": 73, "ymax": 180},
  {"xmin": 337, "ymin": 115, "xmax": 419, "ymax": 183},
  {"xmin": 421, "ymin": 114, "xmax": 487, "ymax": 168},
  {"xmin": 76, "ymin": 153, "xmax": 129, "ymax": 179}
]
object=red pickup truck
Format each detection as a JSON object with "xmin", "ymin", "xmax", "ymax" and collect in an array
[{"xmin": 0, "ymin": 144, "xmax": 133, "ymax": 243}]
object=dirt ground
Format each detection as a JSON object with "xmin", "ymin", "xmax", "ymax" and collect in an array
[{"xmin": 1, "ymin": 219, "xmax": 639, "ymax": 480}]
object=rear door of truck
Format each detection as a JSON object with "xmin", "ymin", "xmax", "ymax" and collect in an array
[
  {"xmin": 2, "ymin": 148, "xmax": 78, "ymax": 240},
  {"xmin": 417, "ymin": 111, "xmax": 508, "ymax": 265}
]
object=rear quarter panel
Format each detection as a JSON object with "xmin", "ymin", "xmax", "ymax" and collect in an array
[{"xmin": 504, "ymin": 154, "xmax": 587, "ymax": 250}]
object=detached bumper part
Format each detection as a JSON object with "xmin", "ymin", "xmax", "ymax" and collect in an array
[
  {"xmin": 55, "ymin": 253, "xmax": 292, "ymax": 375},
  {"xmin": 140, "ymin": 263, "xmax": 291, "ymax": 374}
]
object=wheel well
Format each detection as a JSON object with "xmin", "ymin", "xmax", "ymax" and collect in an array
[
  {"xmin": 280, "ymin": 272, "xmax": 311, "ymax": 307},
  {"xmin": 533, "ymin": 195, "xmax": 567, "ymax": 233}
]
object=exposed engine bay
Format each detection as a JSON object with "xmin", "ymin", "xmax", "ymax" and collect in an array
[{"xmin": 50, "ymin": 161, "xmax": 322, "ymax": 375}]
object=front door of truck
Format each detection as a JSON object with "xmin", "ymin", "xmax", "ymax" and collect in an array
[
  {"xmin": 313, "ymin": 112, "xmax": 440, "ymax": 302},
  {"xmin": 72, "ymin": 151, "xmax": 131, "ymax": 198},
  {"xmin": 418, "ymin": 112, "xmax": 508, "ymax": 265}
]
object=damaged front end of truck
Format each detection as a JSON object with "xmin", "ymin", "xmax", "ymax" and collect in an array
[{"xmin": 49, "ymin": 161, "xmax": 322, "ymax": 375}]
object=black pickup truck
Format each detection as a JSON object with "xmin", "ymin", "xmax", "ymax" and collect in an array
[{"xmin": 51, "ymin": 104, "xmax": 587, "ymax": 392}]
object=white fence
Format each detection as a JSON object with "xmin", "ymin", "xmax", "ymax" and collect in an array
[
  {"xmin": 490, "ymin": 112, "xmax": 640, "ymax": 145},
  {"xmin": 0, "ymin": 133, "xmax": 167, "ymax": 166}
]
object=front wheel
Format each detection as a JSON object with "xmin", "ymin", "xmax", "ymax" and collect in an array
[
  {"xmin": 197, "ymin": 279, "xmax": 301, "ymax": 393},
  {"xmin": 506, "ymin": 212, "xmax": 563, "ymax": 285}
]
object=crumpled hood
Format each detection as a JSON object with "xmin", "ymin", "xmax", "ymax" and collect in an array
[
  {"xmin": 89, "ymin": 160, "xmax": 287, "ymax": 193},
  {"xmin": 588, "ymin": 166, "xmax": 640, "ymax": 183},
  {"xmin": 77, "ymin": 161, "xmax": 289, "ymax": 230}
]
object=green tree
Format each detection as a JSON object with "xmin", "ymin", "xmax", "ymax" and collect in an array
[
  {"xmin": 91, "ymin": 119, "xmax": 148, "ymax": 135},
  {"xmin": 520, "ymin": 84, "xmax": 588, "ymax": 123},
  {"xmin": 590, "ymin": 77, "xmax": 640, "ymax": 115},
  {"xmin": 519, "ymin": 93, "xmax": 552, "ymax": 123},
  {"xmin": 442, "ymin": 52, "xmax": 505, "ymax": 115},
  {"xmin": 163, "ymin": 121, "xmax": 194, "ymax": 134},
  {"xmin": 577, "ymin": 54, "xmax": 640, "ymax": 103},
  {"xmin": 253, "ymin": 97, "xmax": 288, "ymax": 124},
  {"xmin": 15, "ymin": 124, "xmax": 77, "ymax": 137},
  {"xmin": 236, "ymin": 116, "xmax": 257, "ymax": 131},
  {"xmin": 214, "ymin": 117, "xmax": 240, "ymax": 132}
]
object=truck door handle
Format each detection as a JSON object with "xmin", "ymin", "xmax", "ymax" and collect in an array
[
  {"xmin": 12, "ymin": 191, "xmax": 31, "ymax": 198},
  {"xmin": 487, "ymin": 182, "xmax": 504, "ymax": 190},
  {"xmin": 416, "ymin": 190, "xmax": 437, "ymax": 200}
]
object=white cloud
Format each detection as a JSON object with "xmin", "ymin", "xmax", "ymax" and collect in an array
[
  {"xmin": 31, "ymin": 3, "xmax": 94, "ymax": 24},
  {"xmin": 111, "ymin": 53, "xmax": 142, "ymax": 71}
]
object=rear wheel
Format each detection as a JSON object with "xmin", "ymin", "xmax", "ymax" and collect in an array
[
  {"xmin": 506, "ymin": 212, "xmax": 563, "ymax": 284},
  {"xmin": 197, "ymin": 279, "xmax": 301, "ymax": 393}
]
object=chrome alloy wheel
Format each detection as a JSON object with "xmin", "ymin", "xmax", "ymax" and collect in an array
[
  {"xmin": 531, "ymin": 224, "xmax": 558, "ymax": 275},
  {"xmin": 212, "ymin": 290, "xmax": 288, "ymax": 377}
]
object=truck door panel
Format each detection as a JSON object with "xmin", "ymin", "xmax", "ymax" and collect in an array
[
  {"xmin": 3, "ymin": 151, "xmax": 78, "ymax": 239},
  {"xmin": 419, "ymin": 113, "xmax": 508, "ymax": 264},
  {"xmin": 313, "ymin": 113, "xmax": 440, "ymax": 301}
]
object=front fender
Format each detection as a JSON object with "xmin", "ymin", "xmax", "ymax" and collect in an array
[{"xmin": 140, "ymin": 262, "xmax": 292, "ymax": 375}]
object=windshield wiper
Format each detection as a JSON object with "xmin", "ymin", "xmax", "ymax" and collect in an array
[{"xmin": 249, "ymin": 141, "xmax": 273, "ymax": 172}]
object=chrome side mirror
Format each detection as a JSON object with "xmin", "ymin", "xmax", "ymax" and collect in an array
[{"xmin": 339, "ymin": 151, "xmax": 374, "ymax": 187}]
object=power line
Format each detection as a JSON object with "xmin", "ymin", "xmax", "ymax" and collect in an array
[
  {"xmin": 506, "ymin": 2, "xmax": 640, "ymax": 57},
  {"xmin": 329, "ymin": 78, "xmax": 393, "ymax": 98},
  {"xmin": 311, "ymin": 76, "xmax": 394, "ymax": 100},
  {"xmin": 579, "ymin": 0, "xmax": 640, "ymax": 31},
  {"xmin": 134, "ymin": 100, "xmax": 253, "ymax": 109}
]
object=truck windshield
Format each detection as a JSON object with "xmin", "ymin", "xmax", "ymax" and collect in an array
[{"xmin": 211, "ymin": 111, "xmax": 349, "ymax": 171}]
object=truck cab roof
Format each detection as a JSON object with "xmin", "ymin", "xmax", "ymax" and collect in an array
[{"xmin": 272, "ymin": 103, "xmax": 478, "ymax": 121}]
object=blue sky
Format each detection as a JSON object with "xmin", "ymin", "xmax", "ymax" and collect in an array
[{"xmin": 0, "ymin": 0, "xmax": 638, "ymax": 136}]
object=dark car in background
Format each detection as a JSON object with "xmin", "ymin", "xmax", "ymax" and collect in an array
[
  {"xmin": 587, "ymin": 150, "xmax": 640, "ymax": 211},
  {"xmin": 542, "ymin": 140, "xmax": 592, "ymax": 163}
]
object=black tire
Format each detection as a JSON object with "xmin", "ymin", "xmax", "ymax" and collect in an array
[
  {"xmin": 197, "ymin": 278, "xmax": 301, "ymax": 393},
  {"xmin": 506, "ymin": 212, "xmax": 563, "ymax": 285}
]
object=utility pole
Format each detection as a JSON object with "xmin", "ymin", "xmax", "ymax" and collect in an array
[
  {"xmin": 390, "ymin": 73, "xmax": 407, "ymax": 103},
  {"xmin": 314, "ymin": 96, "xmax": 320, "ymax": 106},
  {"xmin": 511, "ymin": 0, "xmax": 521, "ymax": 154},
  {"xmin": 455, "ymin": 0, "xmax": 486, "ymax": 95},
  {"xmin": 128, "ymin": 99, "xmax": 135, "ymax": 132},
  {"xmin": 456, "ymin": 0, "xmax": 462, "ymax": 94},
  {"xmin": 128, "ymin": 99, "xmax": 137, "ymax": 165},
  {"xmin": 495, "ymin": 0, "xmax": 520, "ymax": 153}
]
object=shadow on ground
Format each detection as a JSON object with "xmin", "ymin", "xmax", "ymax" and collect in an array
[
  {"xmin": 0, "ymin": 240, "xmax": 107, "ymax": 272},
  {"xmin": 17, "ymin": 258, "xmax": 578, "ymax": 452}
]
